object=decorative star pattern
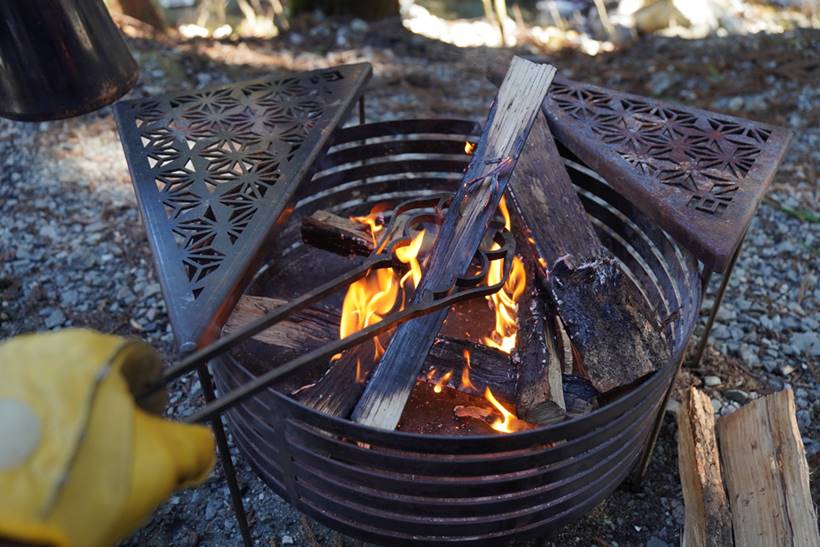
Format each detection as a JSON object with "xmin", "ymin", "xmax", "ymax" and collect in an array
[
  {"xmin": 548, "ymin": 80, "xmax": 773, "ymax": 218},
  {"xmin": 124, "ymin": 68, "xmax": 352, "ymax": 299}
]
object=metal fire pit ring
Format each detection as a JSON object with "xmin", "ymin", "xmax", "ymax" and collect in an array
[{"xmin": 211, "ymin": 118, "xmax": 702, "ymax": 545}]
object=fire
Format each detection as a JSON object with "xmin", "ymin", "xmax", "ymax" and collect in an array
[
  {"xmin": 464, "ymin": 141, "xmax": 476, "ymax": 155},
  {"xmin": 498, "ymin": 195, "xmax": 511, "ymax": 231},
  {"xmin": 396, "ymin": 230, "xmax": 425, "ymax": 289},
  {"xmin": 482, "ymin": 250, "xmax": 526, "ymax": 354},
  {"xmin": 484, "ymin": 387, "xmax": 521, "ymax": 433},
  {"xmin": 460, "ymin": 349, "xmax": 475, "ymax": 392},
  {"xmin": 339, "ymin": 267, "xmax": 399, "ymax": 358},
  {"xmin": 351, "ymin": 205, "xmax": 387, "ymax": 248},
  {"xmin": 338, "ymin": 215, "xmax": 426, "ymax": 361},
  {"xmin": 433, "ymin": 370, "xmax": 453, "ymax": 393}
]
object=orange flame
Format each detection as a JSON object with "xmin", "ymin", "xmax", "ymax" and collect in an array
[
  {"xmin": 351, "ymin": 205, "xmax": 387, "ymax": 248},
  {"xmin": 340, "ymin": 267, "xmax": 399, "ymax": 358},
  {"xmin": 433, "ymin": 370, "xmax": 453, "ymax": 393},
  {"xmin": 482, "ymin": 250, "xmax": 526, "ymax": 354},
  {"xmin": 464, "ymin": 141, "xmax": 476, "ymax": 155},
  {"xmin": 484, "ymin": 387, "xmax": 522, "ymax": 433},
  {"xmin": 461, "ymin": 349, "xmax": 475, "ymax": 392},
  {"xmin": 498, "ymin": 195, "xmax": 511, "ymax": 231},
  {"xmin": 396, "ymin": 230, "xmax": 425, "ymax": 289}
]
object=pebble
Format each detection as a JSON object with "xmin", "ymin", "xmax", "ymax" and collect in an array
[
  {"xmin": 44, "ymin": 309, "xmax": 66, "ymax": 328},
  {"xmin": 647, "ymin": 536, "xmax": 669, "ymax": 547},
  {"xmin": 281, "ymin": 535, "xmax": 295, "ymax": 545},
  {"xmin": 703, "ymin": 375, "xmax": 722, "ymax": 387},
  {"xmin": 780, "ymin": 364, "xmax": 795, "ymax": 376},
  {"xmin": 724, "ymin": 389, "xmax": 749, "ymax": 403},
  {"xmin": 204, "ymin": 499, "xmax": 220, "ymax": 521}
]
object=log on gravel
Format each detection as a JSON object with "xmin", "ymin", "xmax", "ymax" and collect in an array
[
  {"xmin": 301, "ymin": 209, "xmax": 375, "ymax": 257},
  {"xmin": 351, "ymin": 57, "xmax": 557, "ymax": 430},
  {"xmin": 677, "ymin": 386, "xmax": 733, "ymax": 547},
  {"xmin": 506, "ymin": 112, "xmax": 669, "ymax": 394},
  {"xmin": 717, "ymin": 389, "xmax": 820, "ymax": 547}
]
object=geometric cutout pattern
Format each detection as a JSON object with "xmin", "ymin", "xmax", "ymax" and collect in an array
[
  {"xmin": 115, "ymin": 63, "xmax": 370, "ymax": 347},
  {"xmin": 545, "ymin": 76, "xmax": 791, "ymax": 271}
]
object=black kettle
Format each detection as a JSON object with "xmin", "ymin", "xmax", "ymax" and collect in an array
[{"xmin": 0, "ymin": 0, "xmax": 139, "ymax": 121}]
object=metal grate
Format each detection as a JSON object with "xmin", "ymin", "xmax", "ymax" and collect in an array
[
  {"xmin": 545, "ymin": 76, "xmax": 791, "ymax": 272},
  {"xmin": 114, "ymin": 63, "xmax": 371, "ymax": 348}
]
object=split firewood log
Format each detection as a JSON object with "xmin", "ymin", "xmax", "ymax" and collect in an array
[{"xmin": 677, "ymin": 387, "xmax": 733, "ymax": 547}]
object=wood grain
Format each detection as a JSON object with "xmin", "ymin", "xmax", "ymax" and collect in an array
[
  {"xmin": 677, "ymin": 387, "xmax": 733, "ymax": 547},
  {"xmin": 717, "ymin": 389, "xmax": 820, "ymax": 547}
]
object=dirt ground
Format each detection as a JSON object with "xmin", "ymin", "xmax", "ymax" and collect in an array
[{"xmin": 0, "ymin": 13, "xmax": 817, "ymax": 547}]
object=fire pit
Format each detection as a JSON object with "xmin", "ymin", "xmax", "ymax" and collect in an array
[{"xmin": 211, "ymin": 118, "xmax": 702, "ymax": 544}]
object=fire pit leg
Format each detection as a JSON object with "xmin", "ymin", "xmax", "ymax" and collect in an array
[
  {"xmin": 628, "ymin": 235, "xmax": 746, "ymax": 487},
  {"xmin": 196, "ymin": 365, "xmax": 254, "ymax": 547}
]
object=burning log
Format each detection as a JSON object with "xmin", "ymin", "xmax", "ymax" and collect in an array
[
  {"xmin": 425, "ymin": 338, "xmax": 516, "ymax": 403},
  {"xmin": 677, "ymin": 387, "xmax": 733, "ymax": 547},
  {"xmin": 513, "ymin": 274, "xmax": 565, "ymax": 424},
  {"xmin": 301, "ymin": 209, "xmax": 375, "ymax": 257},
  {"xmin": 351, "ymin": 57, "xmax": 557, "ymax": 430},
  {"xmin": 506, "ymin": 113, "xmax": 669, "ymax": 394},
  {"xmin": 223, "ymin": 295, "xmax": 519, "ymax": 411}
]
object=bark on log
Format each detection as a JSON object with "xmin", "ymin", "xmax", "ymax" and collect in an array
[
  {"xmin": 301, "ymin": 210, "xmax": 375, "ymax": 257},
  {"xmin": 425, "ymin": 337, "xmax": 516, "ymax": 403},
  {"xmin": 506, "ymin": 112, "xmax": 669, "ymax": 394},
  {"xmin": 351, "ymin": 58, "xmax": 557, "ymax": 430},
  {"xmin": 513, "ymin": 261, "xmax": 565, "ymax": 424},
  {"xmin": 717, "ymin": 389, "xmax": 820, "ymax": 547},
  {"xmin": 677, "ymin": 387, "xmax": 733, "ymax": 547}
]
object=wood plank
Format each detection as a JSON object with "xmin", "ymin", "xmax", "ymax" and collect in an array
[
  {"xmin": 677, "ymin": 386, "xmax": 733, "ymax": 547},
  {"xmin": 506, "ymin": 112, "xmax": 669, "ymax": 393},
  {"xmin": 350, "ymin": 57, "xmax": 557, "ymax": 430},
  {"xmin": 718, "ymin": 389, "xmax": 820, "ymax": 547},
  {"xmin": 301, "ymin": 209, "xmax": 375, "ymax": 257}
]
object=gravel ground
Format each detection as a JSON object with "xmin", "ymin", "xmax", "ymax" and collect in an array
[{"xmin": 1, "ymin": 16, "xmax": 817, "ymax": 547}]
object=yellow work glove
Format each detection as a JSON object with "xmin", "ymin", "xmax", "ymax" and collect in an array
[{"xmin": 0, "ymin": 329, "xmax": 215, "ymax": 547}]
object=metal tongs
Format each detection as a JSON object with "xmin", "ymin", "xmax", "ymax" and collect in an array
[{"xmin": 140, "ymin": 194, "xmax": 516, "ymax": 423}]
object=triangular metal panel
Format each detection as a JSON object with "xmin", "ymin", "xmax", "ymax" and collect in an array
[
  {"xmin": 544, "ymin": 76, "xmax": 791, "ymax": 272},
  {"xmin": 115, "ymin": 63, "xmax": 371, "ymax": 350}
]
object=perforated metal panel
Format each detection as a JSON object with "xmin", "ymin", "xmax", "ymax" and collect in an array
[
  {"xmin": 545, "ymin": 76, "xmax": 791, "ymax": 271},
  {"xmin": 114, "ymin": 63, "xmax": 371, "ymax": 348}
]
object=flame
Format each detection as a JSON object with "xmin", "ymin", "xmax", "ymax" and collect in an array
[
  {"xmin": 464, "ymin": 141, "xmax": 476, "ymax": 155},
  {"xmin": 482, "ymin": 249, "xmax": 526, "ymax": 354},
  {"xmin": 340, "ymin": 267, "xmax": 399, "ymax": 358},
  {"xmin": 461, "ymin": 349, "xmax": 475, "ymax": 392},
  {"xmin": 396, "ymin": 230, "xmax": 425, "ymax": 289},
  {"xmin": 498, "ymin": 195, "xmax": 511, "ymax": 231},
  {"xmin": 433, "ymin": 370, "xmax": 453, "ymax": 393},
  {"xmin": 484, "ymin": 387, "xmax": 521, "ymax": 433},
  {"xmin": 351, "ymin": 205, "xmax": 386, "ymax": 248}
]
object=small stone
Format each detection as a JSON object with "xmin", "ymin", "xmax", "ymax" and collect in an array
[
  {"xmin": 647, "ymin": 536, "xmax": 669, "ymax": 547},
  {"xmin": 703, "ymin": 375, "xmax": 721, "ymax": 387},
  {"xmin": 796, "ymin": 410, "xmax": 811, "ymax": 430},
  {"xmin": 144, "ymin": 283, "xmax": 161, "ymax": 297},
  {"xmin": 281, "ymin": 535, "xmax": 294, "ymax": 545},
  {"xmin": 780, "ymin": 364, "xmax": 795, "ymax": 376},
  {"xmin": 350, "ymin": 18, "xmax": 369, "ymax": 32},
  {"xmin": 44, "ymin": 309, "xmax": 66, "ymax": 328},
  {"xmin": 791, "ymin": 331, "xmax": 819, "ymax": 357},
  {"xmin": 204, "ymin": 499, "xmax": 220, "ymax": 520},
  {"xmin": 711, "ymin": 398, "xmax": 722, "ymax": 413},
  {"xmin": 60, "ymin": 290, "xmax": 79, "ymax": 307},
  {"xmin": 724, "ymin": 389, "xmax": 749, "ymax": 403}
]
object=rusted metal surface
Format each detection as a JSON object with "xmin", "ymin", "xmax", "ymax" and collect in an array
[
  {"xmin": 113, "ymin": 64, "xmax": 371, "ymax": 349},
  {"xmin": 544, "ymin": 76, "xmax": 791, "ymax": 272},
  {"xmin": 206, "ymin": 119, "xmax": 703, "ymax": 544},
  {"xmin": 0, "ymin": 0, "xmax": 138, "ymax": 121}
]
